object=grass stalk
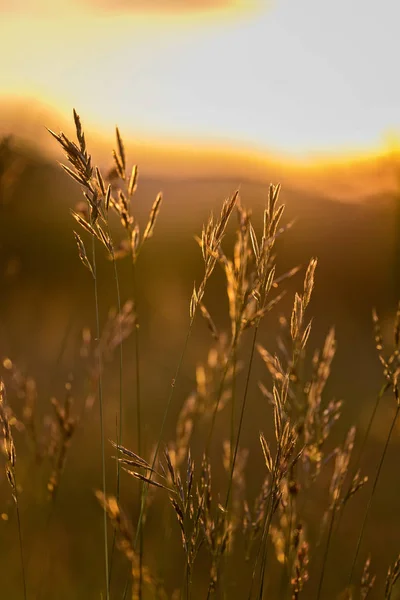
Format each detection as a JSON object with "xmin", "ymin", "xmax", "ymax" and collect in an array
[
  {"xmin": 256, "ymin": 457, "xmax": 281, "ymax": 600},
  {"xmin": 230, "ymin": 343, "xmax": 238, "ymax": 470},
  {"xmin": 132, "ymin": 260, "xmax": 144, "ymax": 599},
  {"xmin": 348, "ymin": 402, "xmax": 400, "ymax": 587},
  {"xmin": 108, "ymin": 249, "xmax": 124, "ymax": 592},
  {"xmin": 316, "ymin": 503, "xmax": 337, "ymax": 600},
  {"xmin": 92, "ymin": 236, "xmax": 110, "ymax": 600},
  {"xmin": 205, "ymin": 325, "xmax": 258, "ymax": 598},
  {"xmin": 278, "ymin": 492, "xmax": 294, "ymax": 600},
  {"xmin": 204, "ymin": 336, "xmax": 237, "ymax": 459},
  {"xmin": 112, "ymin": 257, "xmax": 123, "ymax": 498},
  {"xmin": 249, "ymin": 441, "xmax": 283, "ymax": 600},
  {"xmin": 334, "ymin": 381, "xmax": 389, "ymax": 537},
  {"xmin": 14, "ymin": 478, "xmax": 27, "ymax": 600},
  {"xmin": 224, "ymin": 324, "xmax": 259, "ymax": 511},
  {"xmin": 134, "ymin": 315, "xmax": 196, "ymax": 550}
]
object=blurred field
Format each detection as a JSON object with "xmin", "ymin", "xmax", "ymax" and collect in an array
[{"xmin": 0, "ymin": 126, "xmax": 398, "ymax": 599}]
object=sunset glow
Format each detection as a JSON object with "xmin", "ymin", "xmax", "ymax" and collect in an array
[{"xmin": 1, "ymin": 0, "xmax": 399, "ymax": 163}]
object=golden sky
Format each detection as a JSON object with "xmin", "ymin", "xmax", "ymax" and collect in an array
[{"xmin": 0, "ymin": 0, "xmax": 399, "ymax": 159}]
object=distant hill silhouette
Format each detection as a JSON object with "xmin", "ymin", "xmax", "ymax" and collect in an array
[{"xmin": 1, "ymin": 96, "xmax": 399, "ymax": 203}]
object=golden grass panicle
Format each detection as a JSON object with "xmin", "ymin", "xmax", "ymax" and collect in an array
[
  {"xmin": 95, "ymin": 491, "xmax": 154, "ymax": 600},
  {"xmin": 97, "ymin": 301, "xmax": 136, "ymax": 362},
  {"xmin": 73, "ymin": 231, "xmax": 95, "ymax": 277},
  {"xmin": 0, "ymin": 379, "xmax": 17, "ymax": 501},
  {"xmin": 171, "ymin": 334, "xmax": 235, "ymax": 466},
  {"xmin": 114, "ymin": 127, "xmax": 126, "ymax": 181},
  {"xmin": 385, "ymin": 554, "xmax": 400, "ymax": 599},
  {"xmin": 290, "ymin": 258, "xmax": 318, "ymax": 357},
  {"xmin": 222, "ymin": 440, "xmax": 248, "ymax": 529},
  {"xmin": 199, "ymin": 457, "xmax": 232, "ymax": 595},
  {"xmin": 47, "ymin": 383, "xmax": 78, "ymax": 499},
  {"xmin": 328, "ymin": 426, "xmax": 356, "ymax": 510},
  {"xmin": 106, "ymin": 127, "xmax": 163, "ymax": 264},
  {"xmin": 128, "ymin": 165, "xmax": 138, "ymax": 197},
  {"xmin": 161, "ymin": 448, "xmax": 206, "ymax": 591},
  {"xmin": 360, "ymin": 555, "xmax": 375, "ymax": 600},
  {"xmin": 142, "ymin": 193, "xmax": 163, "ymax": 243},
  {"xmin": 2, "ymin": 358, "xmax": 41, "ymax": 461},
  {"xmin": 191, "ymin": 190, "xmax": 238, "ymax": 317},
  {"xmin": 243, "ymin": 477, "xmax": 270, "ymax": 560},
  {"xmin": 291, "ymin": 541, "xmax": 309, "ymax": 600},
  {"xmin": 199, "ymin": 303, "xmax": 220, "ymax": 342},
  {"xmin": 303, "ymin": 328, "xmax": 338, "ymax": 480}
]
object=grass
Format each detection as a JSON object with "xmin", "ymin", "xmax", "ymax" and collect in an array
[{"xmin": 0, "ymin": 111, "xmax": 398, "ymax": 600}]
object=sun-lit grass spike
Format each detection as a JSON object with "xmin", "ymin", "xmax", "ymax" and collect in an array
[
  {"xmin": 303, "ymin": 257, "xmax": 318, "ymax": 308},
  {"xmin": 73, "ymin": 109, "xmax": 86, "ymax": 154},
  {"xmin": 128, "ymin": 165, "xmax": 138, "ymax": 197},
  {"xmin": 94, "ymin": 491, "xmax": 155, "ymax": 598},
  {"xmin": 47, "ymin": 389, "xmax": 78, "ymax": 500},
  {"xmin": 393, "ymin": 301, "xmax": 400, "ymax": 349},
  {"xmin": 112, "ymin": 145, "xmax": 125, "ymax": 181},
  {"xmin": 290, "ymin": 293, "xmax": 303, "ymax": 341},
  {"xmin": 95, "ymin": 166, "xmax": 106, "ymax": 196},
  {"xmin": 0, "ymin": 381, "xmax": 17, "ymax": 499},
  {"xmin": 385, "ymin": 554, "xmax": 400, "ymax": 599},
  {"xmin": 48, "ymin": 110, "xmax": 111, "ymax": 599},
  {"xmin": 359, "ymin": 555, "xmax": 375, "ymax": 600},
  {"xmin": 115, "ymin": 127, "xmax": 126, "ymax": 178},
  {"xmin": 291, "ymin": 542, "xmax": 309, "ymax": 600},
  {"xmin": 259, "ymin": 433, "xmax": 273, "ymax": 473},
  {"xmin": 73, "ymin": 231, "xmax": 94, "ymax": 278},
  {"xmin": 111, "ymin": 440, "xmax": 151, "ymax": 468},
  {"xmin": 61, "ymin": 163, "xmax": 87, "ymax": 186},
  {"xmin": 348, "ymin": 305, "xmax": 400, "ymax": 589},
  {"xmin": 71, "ymin": 209, "xmax": 98, "ymax": 237},
  {"xmin": 267, "ymin": 183, "xmax": 281, "ymax": 220},
  {"xmin": 0, "ymin": 380, "xmax": 27, "ymax": 600},
  {"xmin": 199, "ymin": 303, "xmax": 219, "ymax": 341},
  {"xmin": 124, "ymin": 469, "xmax": 171, "ymax": 491},
  {"xmin": 142, "ymin": 192, "xmax": 162, "ymax": 243}
]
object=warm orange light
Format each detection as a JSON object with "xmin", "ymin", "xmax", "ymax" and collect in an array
[{"xmin": 1, "ymin": 95, "xmax": 397, "ymax": 206}]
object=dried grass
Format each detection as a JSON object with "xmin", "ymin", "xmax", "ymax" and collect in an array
[{"xmin": 0, "ymin": 114, "xmax": 399, "ymax": 600}]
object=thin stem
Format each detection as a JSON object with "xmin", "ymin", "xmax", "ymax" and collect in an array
[
  {"xmin": 14, "ymin": 481, "xmax": 27, "ymax": 600},
  {"xmin": 225, "ymin": 324, "xmax": 259, "ymax": 511},
  {"xmin": 352, "ymin": 383, "xmax": 389, "ymax": 476},
  {"xmin": 348, "ymin": 403, "xmax": 400, "ymax": 587},
  {"xmin": 206, "ymin": 325, "xmax": 258, "ymax": 599},
  {"xmin": 334, "ymin": 382, "xmax": 389, "ymax": 536},
  {"xmin": 109, "ymin": 414, "xmax": 120, "ymax": 591},
  {"xmin": 108, "ymin": 252, "xmax": 123, "ymax": 593},
  {"xmin": 278, "ymin": 493, "xmax": 294, "ymax": 600},
  {"xmin": 316, "ymin": 505, "xmax": 337, "ymax": 600},
  {"xmin": 186, "ymin": 563, "xmax": 191, "ymax": 600},
  {"xmin": 113, "ymin": 256, "xmax": 123, "ymax": 498},
  {"xmin": 257, "ymin": 455, "xmax": 284, "ymax": 600},
  {"xmin": 204, "ymin": 347, "xmax": 234, "ymax": 459},
  {"xmin": 230, "ymin": 343, "xmax": 238, "ymax": 469},
  {"xmin": 134, "ymin": 315, "xmax": 195, "ymax": 550},
  {"xmin": 92, "ymin": 236, "xmax": 110, "ymax": 600},
  {"xmin": 257, "ymin": 506, "xmax": 274, "ymax": 599},
  {"xmin": 253, "ymin": 443, "xmax": 283, "ymax": 600},
  {"xmin": 132, "ymin": 261, "xmax": 144, "ymax": 600},
  {"xmin": 181, "ymin": 562, "xmax": 188, "ymax": 599},
  {"xmin": 122, "ymin": 576, "xmax": 129, "ymax": 600}
]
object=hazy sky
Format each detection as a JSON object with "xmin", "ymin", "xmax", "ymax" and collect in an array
[{"xmin": 1, "ymin": 0, "xmax": 400, "ymax": 157}]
